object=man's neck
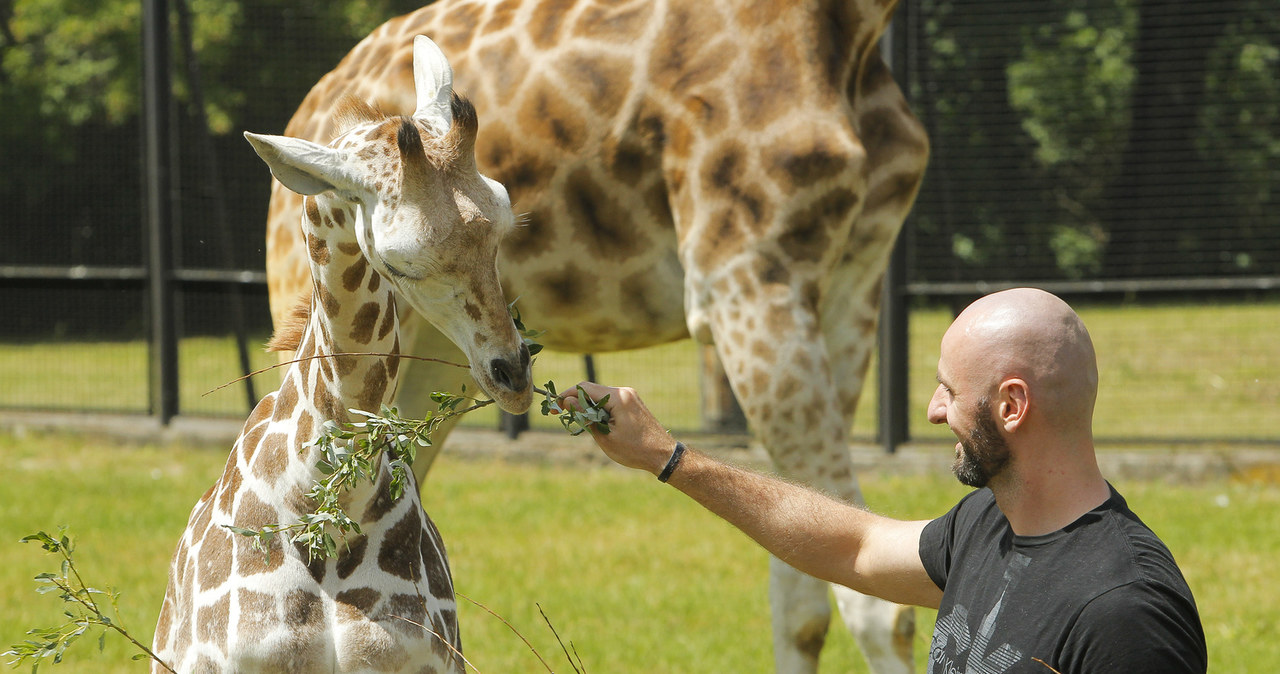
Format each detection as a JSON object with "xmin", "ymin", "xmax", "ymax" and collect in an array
[{"xmin": 991, "ymin": 446, "xmax": 1111, "ymax": 536}]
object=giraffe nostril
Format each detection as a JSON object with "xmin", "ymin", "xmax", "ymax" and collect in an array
[{"xmin": 490, "ymin": 356, "xmax": 530, "ymax": 392}]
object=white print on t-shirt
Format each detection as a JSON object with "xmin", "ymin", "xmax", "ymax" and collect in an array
[{"xmin": 928, "ymin": 554, "xmax": 1031, "ymax": 674}]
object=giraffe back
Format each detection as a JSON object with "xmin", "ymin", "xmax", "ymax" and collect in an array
[{"xmin": 266, "ymin": 0, "xmax": 927, "ymax": 354}]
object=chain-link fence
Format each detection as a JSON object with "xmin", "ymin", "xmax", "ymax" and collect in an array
[{"xmin": 1, "ymin": 0, "xmax": 1275, "ymax": 445}]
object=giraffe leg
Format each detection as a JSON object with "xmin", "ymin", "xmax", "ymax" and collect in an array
[
  {"xmin": 769, "ymin": 556, "xmax": 834, "ymax": 672},
  {"xmin": 702, "ymin": 274, "xmax": 865, "ymax": 673},
  {"xmin": 699, "ymin": 241, "xmax": 915, "ymax": 672},
  {"xmin": 394, "ymin": 315, "xmax": 480, "ymax": 481},
  {"xmin": 819, "ymin": 249, "xmax": 915, "ymax": 674}
]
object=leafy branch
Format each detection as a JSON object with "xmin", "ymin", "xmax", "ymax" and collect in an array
[
  {"xmin": 228, "ymin": 311, "xmax": 611, "ymax": 563},
  {"xmin": 228, "ymin": 396, "xmax": 490, "ymax": 563},
  {"xmin": 538, "ymin": 381, "xmax": 611, "ymax": 437},
  {"xmin": 3, "ymin": 529, "xmax": 176, "ymax": 673}
]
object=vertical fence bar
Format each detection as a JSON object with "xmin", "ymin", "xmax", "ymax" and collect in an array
[
  {"xmin": 877, "ymin": 8, "xmax": 913, "ymax": 453},
  {"xmin": 878, "ymin": 235, "xmax": 909, "ymax": 453},
  {"xmin": 143, "ymin": 0, "xmax": 178, "ymax": 423}
]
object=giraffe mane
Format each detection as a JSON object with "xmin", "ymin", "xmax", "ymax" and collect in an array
[
  {"xmin": 329, "ymin": 93, "xmax": 388, "ymax": 141},
  {"xmin": 266, "ymin": 291, "xmax": 311, "ymax": 352}
]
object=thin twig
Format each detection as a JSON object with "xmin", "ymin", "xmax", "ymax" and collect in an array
[
  {"xmin": 52, "ymin": 577, "xmax": 177, "ymax": 674},
  {"xmin": 1034, "ymin": 659, "xmax": 1064, "ymax": 674},
  {"xmin": 202, "ymin": 352, "xmax": 470, "ymax": 397},
  {"xmin": 538, "ymin": 603, "xmax": 585, "ymax": 674},
  {"xmin": 457, "ymin": 594, "xmax": 556, "ymax": 673},
  {"xmin": 388, "ymin": 614, "xmax": 479, "ymax": 674}
]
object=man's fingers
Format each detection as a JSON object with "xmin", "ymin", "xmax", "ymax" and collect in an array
[
  {"xmin": 574, "ymin": 381, "xmax": 614, "ymax": 403},
  {"xmin": 558, "ymin": 381, "xmax": 613, "ymax": 410}
]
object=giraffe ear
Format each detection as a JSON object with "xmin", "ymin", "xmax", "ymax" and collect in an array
[
  {"xmin": 411, "ymin": 35, "xmax": 454, "ymax": 136},
  {"xmin": 244, "ymin": 132, "xmax": 350, "ymax": 196}
]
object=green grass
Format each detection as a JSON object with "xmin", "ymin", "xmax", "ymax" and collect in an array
[
  {"xmin": 1, "ymin": 430, "xmax": 1276, "ymax": 672},
  {"xmin": 1, "ymin": 299, "xmax": 1277, "ymax": 442}
]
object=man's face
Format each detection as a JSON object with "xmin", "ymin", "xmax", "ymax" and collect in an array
[
  {"xmin": 951, "ymin": 397, "xmax": 1011, "ymax": 487},
  {"xmin": 928, "ymin": 325, "xmax": 1011, "ymax": 488}
]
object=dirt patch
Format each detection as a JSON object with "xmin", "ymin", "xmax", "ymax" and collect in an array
[{"xmin": 3, "ymin": 410, "xmax": 1277, "ymax": 484}]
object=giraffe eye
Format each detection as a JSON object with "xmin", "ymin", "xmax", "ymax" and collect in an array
[{"xmin": 383, "ymin": 262, "xmax": 413, "ymax": 280}]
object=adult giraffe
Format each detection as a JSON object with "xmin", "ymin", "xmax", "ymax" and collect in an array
[{"xmin": 266, "ymin": 1, "xmax": 929, "ymax": 671}]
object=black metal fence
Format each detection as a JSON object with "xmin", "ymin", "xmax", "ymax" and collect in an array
[{"xmin": 1, "ymin": 0, "xmax": 1276, "ymax": 446}]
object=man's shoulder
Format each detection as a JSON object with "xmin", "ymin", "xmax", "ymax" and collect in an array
[
  {"xmin": 1061, "ymin": 576, "xmax": 1207, "ymax": 672},
  {"xmin": 1082, "ymin": 489, "xmax": 1191, "ymax": 589}
]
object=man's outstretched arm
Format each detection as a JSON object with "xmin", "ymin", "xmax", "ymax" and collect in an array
[{"xmin": 561, "ymin": 382, "xmax": 943, "ymax": 609}]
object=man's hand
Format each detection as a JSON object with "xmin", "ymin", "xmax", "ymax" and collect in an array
[
  {"xmin": 560, "ymin": 383, "xmax": 938, "ymax": 607},
  {"xmin": 559, "ymin": 382, "xmax": 680, "ymax": 478}
]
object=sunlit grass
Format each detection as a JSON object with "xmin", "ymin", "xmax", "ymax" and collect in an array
[
  {"xmin": 1, "ymin": 300, "xmax": 1276, "ymax": 442},
  {"xmin": 1, "ymin": 430, "xmax": 1276, "ymax": 672}
]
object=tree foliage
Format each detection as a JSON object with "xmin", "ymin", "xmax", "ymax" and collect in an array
[
  {"xmin": 910, "ymin": 0, "xmax": 1278, "ymax": 283},
  {"xmin": 0, "ymin": 0, "xmax": 1276, "ymax": 303}
]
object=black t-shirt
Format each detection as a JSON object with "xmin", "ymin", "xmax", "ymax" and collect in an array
[{"xmin": 919, "ymin": 485, "xmax": 1207, "ymax": 673}]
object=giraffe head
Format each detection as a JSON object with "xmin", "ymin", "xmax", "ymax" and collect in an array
[{"xmin": 245, "ymin": 36, "xmax": 532, "ymax": 413}]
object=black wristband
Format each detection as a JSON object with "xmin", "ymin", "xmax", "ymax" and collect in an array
[{"xmin": 657, "ymin": 441, "xmax": 686, "ymax": 483}]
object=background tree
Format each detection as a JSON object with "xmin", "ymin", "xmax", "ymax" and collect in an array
[{"xmin": 1100, "ymin": 0, "xmax": 1241, "ymax": 277}]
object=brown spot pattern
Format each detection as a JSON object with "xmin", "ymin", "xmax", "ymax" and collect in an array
[
  {"xmin": 237, "ymin": 588, "xmax": 277, "ymax": 635},
  {"xmin": 377, "ymin": 298, "xmax": 396, "ymax": 339},
  {"xmin": 529, "ymin": 0, "xmax": 570, "ymax": 49},
  {"xmin": 383, "ymin": 594, "xmax": 428, "ymax": 637},
  {"xmin": 780, "ymin": 189, "xmax": 858, "ymax": 262},
  {"xmin": 196, "ymin": 526, "xmax": 232, "ymax": 591},
  {"xmin": 336, "ymin": 587, "xmax": 381, "ymax": 619},
  {"xmin": 307, "ymin": 234, "xmax": 330, "ymax": 266},
  {"xmin": 358, "ymin": 360, "xmax": 389, "ymax": 411},
  {"xmin": 379, "ymin": 509, "xmax": 423, "ymax": 581},
  {"xmin": 304, "ymin": 197, "xmax": 322, "ymax": 227},
  {"xmin": 342, "ymin": 257, "xmax": 368, "ymax": 292},
  {"xmin": 363, "ymin": 470, "xmax": 397, "ymax": 525},
  {"xmin": 519, "ymin": 80, "xmax": 586, "ymax": 151},
  {"xmin": 652, "ymin": 4, "xmax": 733, "ymax": 92},
  {"xmin": 272, "ymin": 380, "xmax": 298, "ymax": 422},
  {"xmin": 285, "ymin": 589, "xmax": 325, "ymax": 630},
  {"xmin": 196, "ymin": 593, "xmax": 230, "ymax": 654},
  {"xmin": 538, "ymin": 263, "xmax": 596, "ymax": 309},
  {"xmin": 564, "ymin": 168, "xmax": 641, "ymax": 261},
  {"xmin": 350, "ymin": 301, "xmax": 381, "ymax": 344},
  {"xmin": 251, "ymin": 432, "xmax": 290, "ymax": 482},
  {"xmin": 216, "ymin": 465, "xmax": 242, "ymax": 514},
  {"xmin": 422, "ymin": 516, "xmax": 454, "ymax": 599},
  {"xmin": 336, "ymin": 535, "xmax": 368, "ymax": 580}
]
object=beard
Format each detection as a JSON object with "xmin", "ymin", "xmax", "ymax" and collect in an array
[{"xmin": 951, "ymin": 398, "xmax": 1012, "ymax": 488}]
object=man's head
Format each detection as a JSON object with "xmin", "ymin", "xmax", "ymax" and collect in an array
[{"xmin": 927, "ymin": 288, "xmax": 1099, "ymax": 487}]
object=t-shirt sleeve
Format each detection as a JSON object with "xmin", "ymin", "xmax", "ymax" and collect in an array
[
  {"xmin": 918, "ymin": 490, "xmax": 986, "ymax": 592},
  {"xmin": 1057, "ymin": 580, "xmax": 1208, "ymax": 673}
]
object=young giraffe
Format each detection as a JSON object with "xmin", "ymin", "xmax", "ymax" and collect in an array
[
  {"xmin": 153, "ymin": 37, "xmax": 531, "ymax": 673},
  {"xmin": 266, "ymin": 1, "xmax": 929, "ymax": 672}
]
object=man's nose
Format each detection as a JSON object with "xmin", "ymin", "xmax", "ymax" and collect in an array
[{"xmin": 926, "ymin": 386, "xmax": 947, "ymax": 425}]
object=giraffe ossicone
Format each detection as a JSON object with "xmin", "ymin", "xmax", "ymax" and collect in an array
[{"xmin": 152, "ymin": 35, "xmax": 524, "ymax": 673}]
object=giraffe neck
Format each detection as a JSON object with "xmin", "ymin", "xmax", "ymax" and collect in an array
[{"xmin": 267, "ymin": 194, "xmax": 406, "ymax": 518}]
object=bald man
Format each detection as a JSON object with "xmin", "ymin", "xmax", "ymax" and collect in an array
[{"xmin": 562, "ymin": 288, "xmax": 1206, "ymax": 673}]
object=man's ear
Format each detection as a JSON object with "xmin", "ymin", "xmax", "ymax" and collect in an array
[{"xmin": 998, "ymin": 378, "xmax": 1029, "ymax": 433}]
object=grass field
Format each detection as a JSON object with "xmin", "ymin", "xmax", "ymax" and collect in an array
[
  {"xmin": 1, "ymin": 430, "xmax": 1276, "ymax": 672},
  {"xmin": 1, "ymin": 299, "xmax": 1277, "ymax": 443}
]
